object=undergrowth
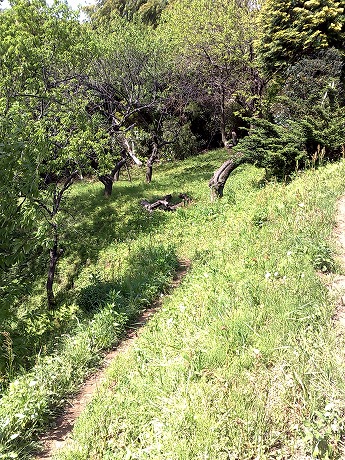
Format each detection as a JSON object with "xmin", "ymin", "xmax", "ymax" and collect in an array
[{"xmin": 0, "ymin": 243, "xmax": 178, "ymax": 458}]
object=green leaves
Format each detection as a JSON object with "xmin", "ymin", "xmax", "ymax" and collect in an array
[
  {"xmin": 257, "ymin": 0, "xmax": 345, "ymax": 75},
  {"xmin": 0, "ymin": 0, "xmax": 102, "ymax": 309}
]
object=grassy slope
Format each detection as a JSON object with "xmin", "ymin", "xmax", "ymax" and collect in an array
[
  {"xmin": 0, "ymin": 151, "xmax": 225, "ymax": 458},
  {"xmin": 1, "ymin": 149, "xmax": 345, "ymax": 458},
  {"xmin": 50, "ymin": 151, "xmax": 345, "ymax": 459}
]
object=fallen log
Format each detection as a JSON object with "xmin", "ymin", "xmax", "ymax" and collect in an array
[{"xmin": 141, "ymin": 193, "xmax": 191, "ymax": 212}]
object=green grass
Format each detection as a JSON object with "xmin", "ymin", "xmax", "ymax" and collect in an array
[
  {"xmin": 1, "ymin": 150, "xmax": 345, "ymax": 458},
  {"xmin": 54, "ymin": 155, "xmax": 345, "ymax": 459}
]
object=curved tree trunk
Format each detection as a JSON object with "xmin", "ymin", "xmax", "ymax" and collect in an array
[{"xmin": 209, "ymin": 153, "xmax": 244, "ymax": 201}]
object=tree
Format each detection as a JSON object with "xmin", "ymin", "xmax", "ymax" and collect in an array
[
  {"xmin": 83, "ymin": 16, "xmax": 169, "ymax": 194},
  {"xmin": 158, "ymin": 0, "xmax": 265, "ymax": 146},
  {"xmin": 209, "ymin": 153, "xmax": 244, "ymax": 200},
  {"xmin": 89, "ymin": 0, "xmax": 169, "ymax": 25},
  {"xmin": 0, "ymin": 0, "xmax": 102, "ymax": 308},
  {"xmin": 233, "ymin": 48, "xmax": 345, "ymax": 178},
  {"xmin": 230, "ymin": 0, "xmax": 345, "ymax": 180},
  {"xmin": 258, "ymin": 0, "xmax": 345, "ymax": 75}
]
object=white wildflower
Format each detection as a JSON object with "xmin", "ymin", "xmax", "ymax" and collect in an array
[
  {"xmin": 166, "ymin": 318, "xmax": 174, "ymax": 326},
  {"xmin": 325, "ymin": 402, "xmax": 335, "ymax": 412},
  {"xmin": 253, "ymin": 348, "xmax": 261, "ymax": 357}
]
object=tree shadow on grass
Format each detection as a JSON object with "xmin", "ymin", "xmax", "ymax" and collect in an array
[
  {"xmin": 77, "ymin": 244, "xmax": 179, "ymax": 316},
  {"xmin": 62, "ymin": 183, "xmax": 171, "ymax": 273},
  {"xmin": 0, "ymin": 244, "xmax": 179, "ymax": 394}
]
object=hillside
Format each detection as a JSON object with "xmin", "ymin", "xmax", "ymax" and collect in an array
[
  {"xmin": 2, "ymin": 150, "xmax": 344, "ymax": 459},
  {"xmin": 1, "ymin": 0, "xmax": 345, "ymax": 457},
  {"xmin": 53, "ymin": 152, "xmax": 345, "ymax": 460}
]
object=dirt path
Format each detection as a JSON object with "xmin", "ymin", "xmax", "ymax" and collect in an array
[
  {"xmin": 329, "ymin": 195, "xmax": 345, "ymax": 328},
  {"xmin": 35, "ymin": 259, "xmax": 191, "ymax": 460}
]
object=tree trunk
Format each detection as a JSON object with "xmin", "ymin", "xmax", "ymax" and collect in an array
[
  {"xmin": 46, "ymin": 225, "xmax": 63, "ymax": 310},
  {"xmin": 146, "ymin": 153, "xmax": 157, "ymax": 183},
  {"xmin": 231, "ymin": 130, "xmax": 238, "ymax": 146},
  {"xmin": 99, "ymin": 156, "xmax": 127, "ymax": 196},
  {"xmin": 146, "ymin": 137, "xmax": 159, "ymax": 183},
  {"xmin": 119, "ymin": 135, "xmax": 142, "ymax": 166},
  {"xmin": 99, "ymin": 175, "xmax": 114, "ymax": 197},
  {"xmin": 47, "ymin": 246, "xmax": 58, "ymax": 309},
  {"xmin": 220, "ymin": 86, "xmax": 228, "ymax": 147},
  {"xmin": 114, "ymin": 169, "xmax": 120, "ymax": 182},
  {"xmin": 209, "ymin": 153, "xmax": 244, "ymax": 201},
  {"xmin": 125, "ymin": 161, "xmax": 132, "ymax": 182}
]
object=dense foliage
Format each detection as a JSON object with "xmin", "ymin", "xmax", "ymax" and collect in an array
[
  {"xmin": 0, "ymin": 0, "xmax": 343, "ymax": 333},
  {"xmin": 258, "ymin": 0, "xmax": 345, "ymax": 74}
]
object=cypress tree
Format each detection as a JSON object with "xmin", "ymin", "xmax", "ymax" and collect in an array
[{"xmin": 258, "ymin": 0, "xmax": 345, "ymax": 74}]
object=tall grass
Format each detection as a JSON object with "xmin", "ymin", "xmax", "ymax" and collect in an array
[
  {"xmin": 55, "ymin": 157, "xmax": 345, "ymax": 459},
  {"xmin": 1, "ymin": 150, "xmax": 345, "ymax": 458}
]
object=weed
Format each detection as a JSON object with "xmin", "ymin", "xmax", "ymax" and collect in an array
[
  {"xmin": 1, "ymin": 331, "xmax": 14, "ymax": 383},
  {"xmin": 303, "ymin": 403, "xmax": 344, "ymax": 458},
  {"xmin": 312, "ymin": 243, "xmax": 337, "ymax": 273},
  {"xmin": 252, "ymin": 210, "xmax": 269, "ymax": 228}
]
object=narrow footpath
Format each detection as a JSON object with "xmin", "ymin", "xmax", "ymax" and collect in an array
[
  {"xmin": 35, "ymin": 259, "xmax": 191, "ymax": 460},
  {"xmin": 330, "ymin": 195, "xmax": 345, "ymax": 328}
]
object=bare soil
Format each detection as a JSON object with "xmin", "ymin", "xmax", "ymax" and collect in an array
[
  {"xmin": 330, "ymin": 195, "xmax": 345, "ymax": 328},
  {"xmin": 35, "ymin": 259, "xmax": 191, "ymax": 460}
]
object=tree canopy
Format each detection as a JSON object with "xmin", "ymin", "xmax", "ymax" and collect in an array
[
  {"xmin": 0, "ymin": 0, "xmax": 344, "ymax": 309},
  {"xmin": 258, "ymin": 0, "xmax": 345, "ymax": 74}
]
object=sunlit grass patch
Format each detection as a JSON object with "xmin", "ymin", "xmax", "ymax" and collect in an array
[{"xmin": 56, "ymin": 159, "xmax": 345, "ymax": 459}]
